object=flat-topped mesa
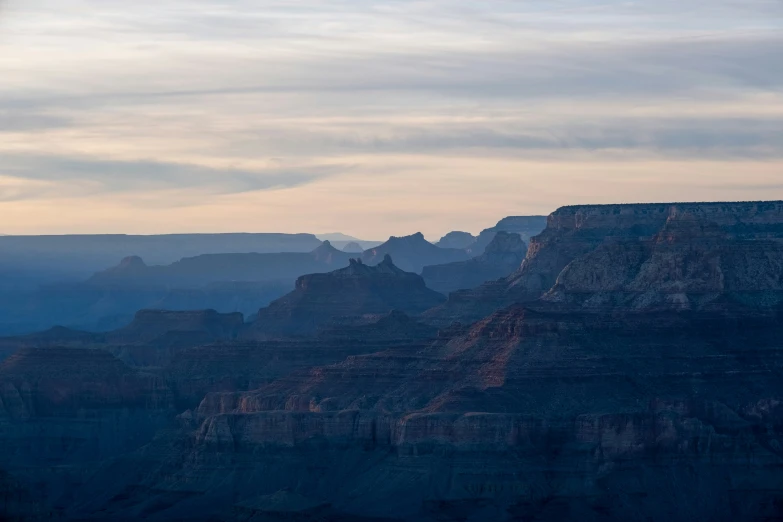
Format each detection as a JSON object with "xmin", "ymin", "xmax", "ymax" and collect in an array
[
  {"xmin": 249, "ymin": 255, "xmax": 445, "ymax": 337},
  {"xmin": 422, "ymin": 232, "xmax": 527, "ymax": 293},
  {"xmin": 424, "ymin": 201, "xmax": 783, "ymax": 325},
  {"xmin": 107, "ymin": 309, "xmax": 244, "ymax": 344},
  {"xmin": 361, "ymin": 232, "xmax": 469, "ymax": 273},
  {"xmin": 546, "ymin": 201, "xmax": 783, "ymax": 234},
  {"xmin": 544, "ymin": 212, "xmax": 783, "ymax": 311}
]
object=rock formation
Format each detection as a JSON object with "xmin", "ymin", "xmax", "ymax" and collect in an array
[
  {"xmin": 422, "ymin": 231, "xmax": 527, "ymax": 293},
  {"xmin": 0, "ymin": 242, "xmax": 353, "ymax": 336},
  {"xmin": 466, "ymin": 215, "xmax": 547, "ymax": 256},
  {"xmin": 4, "ymin": 200, "xmax": 783, "ymax": 521},
  {"xmin": 341, "ymin": 241, "xmax": 364, "ymax": 253},
  {"xmin": 250, "ymin": 256, "xmax": 446, "ymax": 337},
  {"xmin": 107, "ymin": 309, "xmax": 244, "ymax": 344},
  {"xmin": 426, "ymin": 201, "xmax": 783, "ymax": 325},
  {"xmin": 436, "ymin": 231, "xmax": 477, "ymax": 250},
  {"xmin": 118, "ymin": 299, "xmax": 783, "ymax": 521},
  {"xmin": 0, "ymin": 232, "xmax": 324, "ymax": 276},
  {"xmin": 0, "ymin": 347, "xmax": 174, "ymax": 518},
  {"xmin": 361, "ymin": 233, "xmax": 469, "ymax": 273},
  {"xmin": 89, "ymin": 241, "xmax": 352, "ymax": 288}
]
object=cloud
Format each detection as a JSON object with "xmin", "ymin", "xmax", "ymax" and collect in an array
[
  {"xmin": 0, "ymin": 154, "xmax": 348, "ymax": 200},
  {"xmin": 0, "ymin": 0, "xmax": 781, "ymax": 233}
]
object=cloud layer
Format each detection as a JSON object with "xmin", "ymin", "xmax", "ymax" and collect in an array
[{"xmin": 0, "ymin": 0, "xmax": 781, "ymax": 237}]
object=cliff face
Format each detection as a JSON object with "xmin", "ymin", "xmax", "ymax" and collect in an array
[
  {"xmin": 544, "ymin": 211, "xmax": 783, "ymax": 310},
  {"xmin": 0, "ymin": 347, "xmax": 174, "ymax": 516},
  {"xmin": 137, "ymin": 302, "xmax": 783, "ymax": 521},
  {"xmin": 426, "ymin": 201, "xmax": 783, "ymax": 325},
  {"xmin": 0, "ymin": 309, "xmax": 246, "ymax": 369},
  {"xmin": 250, "ymin": 256, "xmax": 445, "ymax": 337},
  {"xmin": 422, "ymin": 232, "xmax": 527, "ymax": 293},
  {"xmin": 5, "ymin": 200, "xmax": 783, "ymax": 521}
]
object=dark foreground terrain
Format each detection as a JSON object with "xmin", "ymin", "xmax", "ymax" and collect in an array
[{"xmin": 1, "ymin": 201, "xmax": 783, "ymax": 521}]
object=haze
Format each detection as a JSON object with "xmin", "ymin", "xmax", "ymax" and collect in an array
[{"xmin": 1, "ymin": 0, "xmax": 781, "ymax": 238}]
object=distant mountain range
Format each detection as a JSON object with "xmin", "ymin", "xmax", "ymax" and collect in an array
[
  {"xmin": 0, "ymin": 217, "xmax": 548, "ymax": 335},
  {"xmin": 0, "ymin": 233, "xmax": 325, "ymax": 285},
  {"xmin": 314, "ymin": 233, "xmax": 382, "ymax": 251},
  {"xmin": 89, "ymin": 241, "xmax": 352, "ymax": 288},
  {"xmin": 361, "ymin": 232, "xmax": 470, "ymax": 273}
]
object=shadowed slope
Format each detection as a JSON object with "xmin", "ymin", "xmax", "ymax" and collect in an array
[{"xmin": 250, "ymin": 256, "xmax": 445, "ymax": 337}]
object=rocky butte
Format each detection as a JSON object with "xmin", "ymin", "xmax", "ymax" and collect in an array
[
  {"xmin": 250, "ymin": 255, "xmax": 445, "ymax": 337},
  {"xmin": 1, "ymin": 200, "xmax": 783, "ymax": 521},
  {"xmin": 361, "ymin": 232, "xmax": 469, "ymax": 273}
]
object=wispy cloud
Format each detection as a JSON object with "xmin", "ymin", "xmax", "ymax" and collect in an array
[
  {"xmin": 0, "ymin": 153, "xmax": 349, "ymax": 200},
  {"xmin": 0, "ymin": 0, "xmax": 781, "ymax": 235}
]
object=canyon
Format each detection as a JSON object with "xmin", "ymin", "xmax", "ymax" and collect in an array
[{"xmin": 1, "ymin": 201, "xmax": 782, "ymax": 521}]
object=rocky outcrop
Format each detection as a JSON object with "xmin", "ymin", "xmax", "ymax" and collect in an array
[
  {"xmin": 0, "ymin": 347, "xmax": 174, "ymax": 513},
  {"xmin": 543, "ymin": 211, "xmax": 783, "ymax": 310},
  {"xmin": 250, "ymin": 256, "xmax": 445, "ymax": 337},
  {"xmin": 6, "ymin": 200, "xmax": 783, "ymax": 521},
  {"xmin": 426, "ymin": 201, "xmax": 783, "ymax": 325},
  {"xmin": 341, "ymin": 241, "xmax": 364, "ymax": 253},
  {"xmin": 0, "ymin": 310, "xmax": 246, "ymax": 368},
  {"xmin": 436, "ymin": 231, "xmax": 477, "ymax": 250},
  {"xmin": 121, "ymin": 301, "xmax": 783, "ymax": 521},
  {"xmin": 361, "ymin": 233, "xmax": 469, "ymax": 273},
  {"xmin": 167, "ymin": 312, "xmax": 437, "ymax": 410},
  {"xmin": 466, "ymin": 215, "xmax": 547, "ymax": 255},
  {"xmin": 422, "ymin": 232, "xmax": 527, "ymax": 293},
  {"xmin": 107, "ymin": 309, "xmax": 244, "ymax": 344}
]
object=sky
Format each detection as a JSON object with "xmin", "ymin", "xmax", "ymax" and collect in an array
[{"xmin": 0, "ymin": 0, "xmax": 782, "ymax": 239}]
